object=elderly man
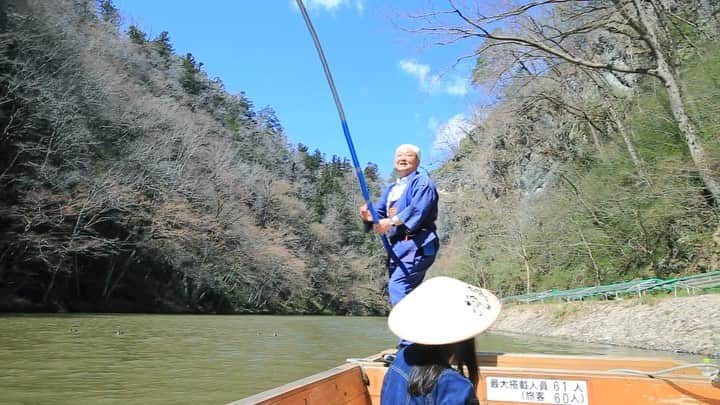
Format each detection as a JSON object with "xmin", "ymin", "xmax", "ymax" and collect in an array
[{"xmin": 360, "ymin": 144, "xmax": 439, "ymax": 306}]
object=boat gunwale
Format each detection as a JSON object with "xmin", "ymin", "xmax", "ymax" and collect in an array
[
  {"xmin": 228, "ymin": 363, "xmax": 363, "ymax": 405},
  {"xmin": 359, "ymin": 363, "xmax": 713, "ymax": 381},
  {"xmin": 230, "ymin": 351, "xmax": 719, "ymax": 404}
]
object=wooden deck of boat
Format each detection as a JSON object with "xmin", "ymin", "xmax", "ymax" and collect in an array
[{"xmin": 230, "ymin": 351, "xmax": 720, "ymax": 404}]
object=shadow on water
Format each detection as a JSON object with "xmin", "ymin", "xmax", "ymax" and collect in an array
[{"xmin": 0, "ymin": 314, "xmax": 702, "ymax": 404}]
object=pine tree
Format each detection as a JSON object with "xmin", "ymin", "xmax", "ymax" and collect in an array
[
  {"xmin": 153, "ymin": 31, "xmax": 173, "ymax": 60},
  {"xmin": 258, "ymin": 107, "xmax": 283, "ymax": 133},
  {"xmin": 363, "ymin": 163, "xmax": 379, "ymax": 183},
  {"xmin": 303, "ymin": 149, "xmax": 322, "ymax": 173},
  {"xmin": 127, "ymin": 25, "xmax": 146, "ymax": 45},
  {"xmin": 181, "ymin": 53, "xmax": 202, "ymax": 94},
  {"xmin": 96, "ymin": 0, "xmax": 119, "ymax": 26}
]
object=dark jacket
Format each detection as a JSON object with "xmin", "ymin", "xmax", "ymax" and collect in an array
[{"xmin": 380, "ymin": 346, "xmax": 478, "ymax": 405}]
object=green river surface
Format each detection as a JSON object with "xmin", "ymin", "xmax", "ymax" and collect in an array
[{"xmin": 0, "ymin": 314, "xmax": 701, "ymax": 404}]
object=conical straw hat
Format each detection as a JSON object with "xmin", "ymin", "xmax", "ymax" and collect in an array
[{"xmin": 388, "ymin": 276, "xmax": 502, "ymax": 345}]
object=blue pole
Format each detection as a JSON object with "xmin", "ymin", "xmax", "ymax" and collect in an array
[{"xmin": 296, "ymin": 0, "xmax": 407, "ymax": 274}]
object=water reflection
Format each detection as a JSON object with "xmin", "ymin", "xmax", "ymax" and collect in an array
[{"xmin": 0, "ymin": 314, "xmax": 699, "ymax": 404}]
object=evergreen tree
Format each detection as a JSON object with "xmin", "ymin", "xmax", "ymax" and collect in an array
[
  {"xmin": 310, "ymin": 192, "xmax": 326, "ymax": 221},
  {"xmin": 363, "ymin": 163, "xmax": 379, "ymax": 183},
  {"xmin": 127, "ymin": 25, "xmax": 146, "ymax": 45},
  {"xmin": 338, "ymin": 201, "xmax": 361, "ymax": 246},
  {"xmin": 181, "ymin": 53, "xmax": 202, "ymax": 95},
  {"xmin": 258, "ymin": 106, "xmax": 283, "ymax": 133},
  {"xmin": 153, "ymin": 31, "xmax": 173, "ymax": 60},
  {"xmin": 96, "ymin": 0, "xmax": 119, "ymax": 26},
  {"xmin": 318, "ymin": 164, "xmax": 341, "ymax": 194},
  {"xmin": 303, "ymin": 149, "xmax": 322, "ymax": 174}
]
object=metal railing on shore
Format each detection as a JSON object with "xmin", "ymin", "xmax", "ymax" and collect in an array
[{"xmin": 503, "ymin": 270, "xmax": 720, "ymax": 304}]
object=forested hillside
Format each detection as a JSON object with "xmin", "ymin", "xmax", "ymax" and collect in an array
[
  {"xmin": 1, "ymin": 0, "xmax": 718, "ymax": 314},
  {"xmin": 423, "ymin": 0, "xmax": 720, "ymax": 296},
  {"xmin": 0, "ymin": 0, "xmax": 387, "ymax": 314}
]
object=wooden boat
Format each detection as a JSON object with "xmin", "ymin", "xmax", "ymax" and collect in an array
[{"xmin": 229, "ymin": 351, "xmax": 720, "ymax": 404}]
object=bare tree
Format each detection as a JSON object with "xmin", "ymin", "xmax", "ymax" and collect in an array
[{"xmin": 409, "ymin": 0, "xmax": 720, "ymax": 200}]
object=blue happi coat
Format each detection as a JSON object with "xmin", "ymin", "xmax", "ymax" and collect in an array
[{"xmin": 375, "ymin": 170, "xmax": 439, "ymax": 306}]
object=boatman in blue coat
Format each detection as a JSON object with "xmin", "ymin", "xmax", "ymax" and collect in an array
[{"xmin": 359, "ymin": 144, "xmax": 439, "ymax": 306}]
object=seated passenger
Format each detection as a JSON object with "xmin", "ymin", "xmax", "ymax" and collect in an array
[{"xmin": 380, "ymin": 276, "xmax": 501, "ymax": 404}]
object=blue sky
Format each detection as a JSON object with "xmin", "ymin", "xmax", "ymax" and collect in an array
[{"xmin": 113, "ymin": 0, "xmax": 485, "ymax": 177}]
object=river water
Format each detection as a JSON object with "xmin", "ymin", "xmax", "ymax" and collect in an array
[{"xmin": 0, "ymin": 314, "xmax": 699, "ymax": 404}]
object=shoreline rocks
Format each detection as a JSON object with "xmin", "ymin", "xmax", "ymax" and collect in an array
[{"xmin": 490, "ymin": 294, "xmax": 720, "ymax": 357}]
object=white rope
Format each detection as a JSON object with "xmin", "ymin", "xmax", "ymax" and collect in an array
[{"xmin": 609, "ymin": 363, "xmax": 720, "ymax": 378}]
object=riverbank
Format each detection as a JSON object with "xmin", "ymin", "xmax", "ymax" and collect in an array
[{"xmin": 491, "ymin": 293, "xmax": 720, "ymax": 356}]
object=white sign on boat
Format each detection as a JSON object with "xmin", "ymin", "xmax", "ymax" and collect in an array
[{"xmin": 486, "ymin": 376, "xmax": 589, "ymax": 405}]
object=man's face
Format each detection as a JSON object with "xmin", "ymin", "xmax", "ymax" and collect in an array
[{"xmin": 394, "ymin": 147, "xmax": 420, "ymax": 177}]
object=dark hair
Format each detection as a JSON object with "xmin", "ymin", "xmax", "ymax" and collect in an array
[{"xmin": 407, "ymin": 339, "xmax": 478, "ymax": 396}]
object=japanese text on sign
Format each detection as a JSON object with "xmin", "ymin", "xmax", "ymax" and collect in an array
[{"xmin": 486, "ymin": 376, "xmax": 589, "ymax": 405}]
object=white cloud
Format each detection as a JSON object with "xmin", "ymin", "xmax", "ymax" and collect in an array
[
  {"xmin": 399, "ymin": 59, "xmax": 468, "ymax": 96},
  {"xmin": 306, "ymin": 0, "xmax": 345, "ymax": 10},
  {"xmin": 445, "ymin": 78, "xmax": 468, "ymax": 96},
  {"xmin": 399, "ymin": 59, "xmax": 430, "ymax": 82},
  {"xmin": 432, "ymin": 114, "xmax": 472, "ymax": 154},
  {"xmin": 293, "ymin": 0, "xmax": 364, "ymax": 14}
]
